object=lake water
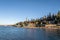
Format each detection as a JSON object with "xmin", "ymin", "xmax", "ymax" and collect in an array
[{"xmin": 0, "ymin": 26, "xmax": 60, "ymax": 40}]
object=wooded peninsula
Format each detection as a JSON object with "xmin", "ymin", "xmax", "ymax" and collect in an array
[{"xmin": 13, "ymin": 11, "xmax": 60, "ymax": 28}]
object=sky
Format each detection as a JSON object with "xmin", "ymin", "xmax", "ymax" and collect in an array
[{"xmin": 0, "ymin": 0, "xmax": 60, "ymax": 25}]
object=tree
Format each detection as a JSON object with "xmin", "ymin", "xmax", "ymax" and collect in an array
[{"xmin": 47, "ymin": 12, "xmax": 52, "ymax": 21}]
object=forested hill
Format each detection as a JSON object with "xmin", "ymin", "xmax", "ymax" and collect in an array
[{"xmin": 13, "ymin": 11, "xmax": 60, "ymax": 27}]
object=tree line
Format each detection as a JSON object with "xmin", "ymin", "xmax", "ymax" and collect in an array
[{"xmin": 15, "ymin": 11, "xmax": 60, "ymax": 27}]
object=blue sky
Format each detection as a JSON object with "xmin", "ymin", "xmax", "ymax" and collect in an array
[{"xmin": 0, "ymin": 0, "xmax": 60, "ymax": 25}]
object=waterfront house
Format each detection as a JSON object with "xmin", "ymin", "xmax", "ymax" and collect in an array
[{"xmin": 45, "ymin": 24, "xmax": 56, "ymax": 28}]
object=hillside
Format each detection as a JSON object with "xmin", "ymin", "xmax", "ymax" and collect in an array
[{"xmin": 13, "ymin": 11, "xmax": 60, "ymax": 28}]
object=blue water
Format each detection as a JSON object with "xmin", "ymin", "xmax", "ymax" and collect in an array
[{"xmin": 0, "ymin": 26, "xmax": 60, "ymax": 40}]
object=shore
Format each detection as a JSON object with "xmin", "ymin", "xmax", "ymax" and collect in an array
[
  {"xmin": 16, "ymin": 26, "xmax": 60, "ymax": 29},
  {"xmin": 45, "ymin": 26, "xmax": 60, "ymax": 29}
]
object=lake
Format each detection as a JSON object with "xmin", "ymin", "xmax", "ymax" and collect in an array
[{"xmin": 0, "ymin": 26, "xmax": 60, "ymax": 40}]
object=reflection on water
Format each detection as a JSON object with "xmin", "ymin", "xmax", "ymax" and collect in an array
[
  {"xmin": 45, "ymin": 28, "xmax": 60, "ymax": 40},
  {"xmin": 0, "ymin": 26, "xmax": 60, "ymax": 40}
]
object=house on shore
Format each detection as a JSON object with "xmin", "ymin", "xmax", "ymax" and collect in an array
[{"xmin": 45, "ymin": 24, "xmax": 56, "ymax": 28}]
